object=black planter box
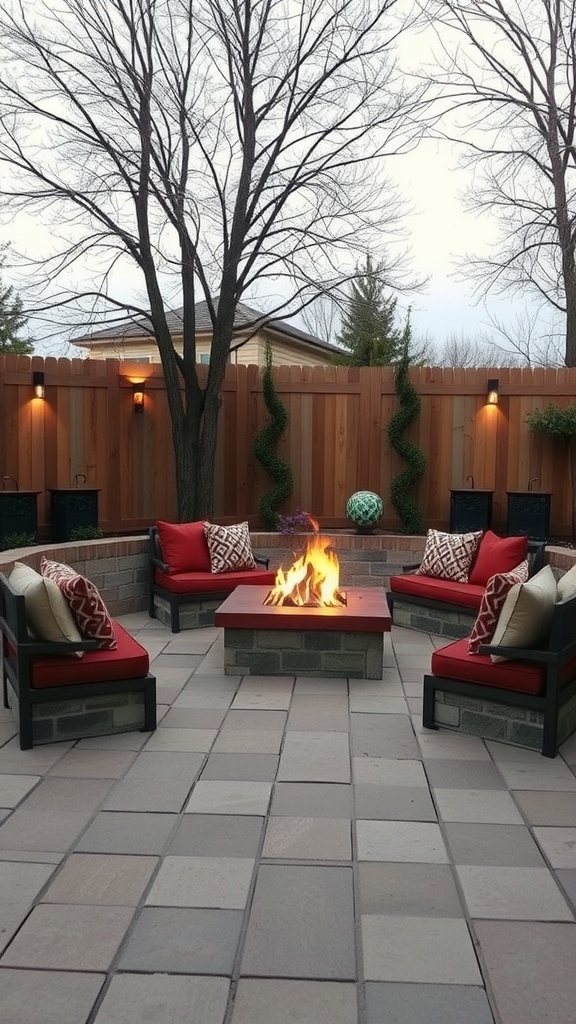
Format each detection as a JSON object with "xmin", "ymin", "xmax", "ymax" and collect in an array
[
  {"xmin": 49, "ymin": 489, "xmax": 100, "ymax": 543},
  {"xmin": 506, "ymin": 492, "xmax": 551, "ymax": 543},
  {"xmin": 450, "ymin": 489, "xmax": 493, "ymax": 534},
  {"xmin": 0, "ymin": 491, "xmax": 39, "ymax": 547}
]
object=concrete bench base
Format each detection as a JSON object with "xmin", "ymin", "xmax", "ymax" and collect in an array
[
  {"xmin": 391, "ymin": 597, "xmax": 476, "ymax": 639},
  {"xmin": 431, "ymin": 687, "xmax": 576, "ymax": 753},
  {"xmin": 223, "ymin": 627, "xmax": 384, "ymax": 679},
  {"xmin": 7, "ymin": 683, "xmax": 148, "ymax": 746},
  {"xmin": 153, "ymin": 594, "xmax": 222, "ymax": 631}
]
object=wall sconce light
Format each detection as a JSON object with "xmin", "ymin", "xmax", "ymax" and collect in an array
[
  {"xmin": 486, "ymin": 378, "xmax": 499, "ymax": 405},
  {"xmin": 132, "ymin": 381, "xmax": 145, "ymax": 413},
  {"xmin": 32, "ymin": 371, "xmax": 45, "ymax": 400}
]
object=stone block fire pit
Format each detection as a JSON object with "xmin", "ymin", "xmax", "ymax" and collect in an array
[{"xmin": 215, "ymin": 585, "xmax": 391, "ymax": 679}]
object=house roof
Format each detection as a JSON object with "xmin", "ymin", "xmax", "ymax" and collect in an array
[{"xmin": 73, "ymin": 299, "xmax": 340, "ymax": 355}]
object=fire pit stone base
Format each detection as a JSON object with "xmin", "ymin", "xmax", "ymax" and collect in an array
[{"xmin": 223, "ymin": 627, "xmax": 383, "ymax": 679}]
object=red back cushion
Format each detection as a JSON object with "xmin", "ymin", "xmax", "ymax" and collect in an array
[
  {"xmin": 468, "ymin": 531, "xmax": 528, "ymax": 587},
  {"xmin": 156, "ymin": 520, "xmax": 212, "ymax": 574}
]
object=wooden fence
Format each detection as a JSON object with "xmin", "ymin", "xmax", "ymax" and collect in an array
[{"xmin": 1, "ymin": 355, "xmax": 576, "ymax": 537}]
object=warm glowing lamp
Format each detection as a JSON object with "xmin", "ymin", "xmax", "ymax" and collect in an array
[
  {"xmin": 132, "ymin": 381, "xmax": 145, "ymax": 413},
  {"xmin": 32, "ymin": 371, "xmax": 45, "ymax": 399},
  {"xmin": 486, "ymin": 378, "xmax": 499, "ymax": 405}
]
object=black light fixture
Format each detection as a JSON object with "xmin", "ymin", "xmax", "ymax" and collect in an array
[
  {"xmin": 132, "ymin": 381, "xmax": 145, "ymax": 413},
  {"xmin": 486, "ymin": 378, "xmax": 499, "ymax": 405},
  {"xmin": 32, "ymin": 371, "xmax": 45, "ymax": 399}
]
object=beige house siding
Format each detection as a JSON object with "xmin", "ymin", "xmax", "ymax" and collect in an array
[
  {"xmin": 259, "ymin": 333, "xmax": 335, "ymax": 367},
  {"xmin": 77, "ymin": 329, "xmax": 335, "ymax": 367}
]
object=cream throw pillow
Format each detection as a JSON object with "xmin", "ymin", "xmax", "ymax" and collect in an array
[
  {"xmin": 10, "ymin": 562, "xmax": 84, "ymax": 653},
  {"xmin": 557, "ymin": 564, "xmax": 576, "ymax": 602},
  {"xmin": 489, "ymin": 565, "xmax": 557, "ymax": 663}
]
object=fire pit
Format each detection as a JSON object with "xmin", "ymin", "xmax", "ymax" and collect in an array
[{"xmin": 214, "ymin": 525, "xmax": 391, "ymax": 678}]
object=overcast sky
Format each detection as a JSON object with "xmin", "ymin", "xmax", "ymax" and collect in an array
[{"xmin": 0, "ymin": 1, "xmax": 554, "ymax": 357}]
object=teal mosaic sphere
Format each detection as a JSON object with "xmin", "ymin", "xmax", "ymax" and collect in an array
[{"xmin": 346, "ymin": 490, "xmax": 383, "ymax": 528}]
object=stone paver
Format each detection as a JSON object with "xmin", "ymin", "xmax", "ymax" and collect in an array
[
  {"xmin": 456, "ymin": 865, "xmax": 573, "ymax": 920},
  {"xmin": 145, "ymin": 855, "xmax": 254, "ymax": 909},
  {"xmin": 231, "ymin": 979, "xmax": 358, "ymax": 1024},
  {"xmin": 277, "ymin": 731, "xmax": 350, "ymax": 782},
  {"xmin": 364, "ymin": 982, "xmax": 494, "ymax": 1024},
  {"xmin": 167, "ymin": 814, "xmax": 264, "ymax": 857},
  {"xmin": 185, "ymin": 780, "xmax": 272, "ymax": 815},
  {"xmin": 0, "ymin": 903, "xmax": 134, "ymax": 970},
  {"xmin": 357, "ymin": 862, "xmax": 464, "ymax": 917},
  {"xmin": 356, "ymin": 820, "xmax": 448, "ymax": 862},
  {"xmin": 75, "ymin": 811, "xmax": 177, "ymax": 854},
  {"xmin": 262, "ymin": 816, "xmax": 351, "ymax": 860},
  {"xmin": 362, "ymin": 915, "xmax": 482, "ymax": 984},
  {"xmin": 533, "ymin": 826, "xmax": 576, "ymax": 867},
  {"xmin": 474, "ymin": 920, "xmax": 576, "ymax": 1024},
  {"xmin": 0, "ymin": 969, "xmax": 104, "ymax": 1024},
  {"xmin": 241, "ymin": 864, "xmax": 355, "ymax": 978},
  {"xmin": 42, "ymin": 853, "xmax": 158, "ymax": 905},
  {"xmin": 2, "ymin": 612, "xmax": 576, "ymax": 1023},
  {"xmin": 93, "ymin": 974, "xmax": 229, "ymax": 1024},
  {"xmin": 117, "ymin": 906, "xmax": 243, "ymax": 974}
]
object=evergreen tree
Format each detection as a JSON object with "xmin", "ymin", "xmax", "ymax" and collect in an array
[
  {"xmin": 0, "ymin": 264, "xmax": 33, "ymax": 354},
  {"xmin": 335, "ymin": 255, "xmax": 402, "ymax": 366}
]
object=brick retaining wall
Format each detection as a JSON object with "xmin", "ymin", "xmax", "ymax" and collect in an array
[{"xmin": 0, "ymin": 534, "xmax": 573, "ymax": 619}]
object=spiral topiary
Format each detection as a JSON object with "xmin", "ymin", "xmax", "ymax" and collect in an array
[
  {"xmin": 253, "ymin": 340, "xmax": 294, "ymax": 530},
  {"xmin": 388, "ymin": 327, "xmax": 426, "ymax": 534}
]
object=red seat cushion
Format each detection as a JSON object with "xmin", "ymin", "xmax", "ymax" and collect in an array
[
  {"xmin": 31, "ymin": 621, "xmax": 149, "ymax": 689},
  {"xmin": 154, "ymin": 568, "xmax": 276, "ymax": 595},
  {"xmin": 390, "ymin": 574, "xmax": 485, "ymax": 610},
  {"xmin": 156, "ymin": 520, "xmax": 212, "ymax": 574},
  {"xmin": 431, "ymin": 637, "xmax": 545, "ymax": 695},
  {"xmin": 468, "ymin": 531, "xmax": 528, "ymax": 587}
]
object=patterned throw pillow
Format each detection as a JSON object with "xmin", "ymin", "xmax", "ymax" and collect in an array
[
  {"xmin": 203, "ymin": 521, "xmax": 257, "ymax": 574},
  {"xmin": 468, "ymin": 560, "xmax": 530, "ymax": 655},
  {"xmin": 489, "ymin": 565, "xmax": 557, "ymax": 663},
  {"xmin": 10, "ymin": 562, "xmax": 84, "ymax": 655},
  {"xmin": 415, "ymin": 529, "xmax": 482, "ymax": 583},
  {"xmin": 41, "ymin": 557, "xmax": 117, "ymax": 650}
]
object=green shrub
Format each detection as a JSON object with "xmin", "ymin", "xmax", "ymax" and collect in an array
[
  {"xmin": 388, "ymin": 325, "xmax": 426, "ymax": 534},
  {"xmin": 253, "ymin": 341, "xmax": 294, "ymax": 530},
  {"xmin": 526, "ymin": 403, "xmax": 576, "ymax": 541},
  {"xmin": 69, "ymin": 525, "xmax": 104, "ymax": 541},
  {"xmin": 1, "ymin": 531, "xmax": 36, "ymax": 551}
]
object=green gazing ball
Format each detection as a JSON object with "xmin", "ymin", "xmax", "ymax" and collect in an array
[{"xmin": 346, "ymin": 490, "xmax": 383, "ymax": 527}]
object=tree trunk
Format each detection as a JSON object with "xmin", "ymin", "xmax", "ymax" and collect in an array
[
  {"xmin": 565, "ymin": 277, "xmax": 576, "ymax": 368},
  {"xmin": 565, "ymin": 440, "xmax": 569, "ymax": 544}
]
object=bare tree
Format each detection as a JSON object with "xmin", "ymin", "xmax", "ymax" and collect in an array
[
  {"xmin": 0, "ymin": 0, "xmax": 427, "ymax": 519},
  {"xmin": 424, "ymin": 0, "xmax": 576, "ymax": 366},
  {"xmin": 481, "ymin": 307, "xmax": 565, "ymax": 367},
  {"xmin": 428, "ymin": 332, "xmax": 511, "ymax": 367},
  {"xmin": 300, "ymin": 292, "xmax": 343, "ymax": 346}
]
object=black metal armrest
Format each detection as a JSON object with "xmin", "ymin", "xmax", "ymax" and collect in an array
[
  {"xmin": 21, "ymin": 637, "xmax": 100, "ymax": 656},
  {"xmin": 148, "ymin": 526, "xmax": 169, "ymax": 573},
  {"xmin": 400, "ymin": 562, "xmax": 421, "ymax": 574},
  {"xmin": 255, "ymin": 555, "xmax": 270, "ymax": 569},
  {"xmin": 478, "ymin": 642, "xmax": 555, "ymax": 663},
  {"xmin": 150, "ymin": 554, "xmax": 169, "ymax": 573}
]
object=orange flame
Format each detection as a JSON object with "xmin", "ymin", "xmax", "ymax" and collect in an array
[{"xmin": 265, "ymin": 522, "xmax": 346, "ymax": 607}]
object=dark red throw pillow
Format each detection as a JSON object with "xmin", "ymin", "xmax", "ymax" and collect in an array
[
  {"xmin": 468, "ymin": 530, "xmax": 528, "ymax": 587},
  {"xmin": 156, "ymin": 520, "xmax": 212, "ymax": 575}
]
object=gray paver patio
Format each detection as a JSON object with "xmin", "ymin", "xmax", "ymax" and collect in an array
[{"xmin": 2, "ymin": 612, "xmax": 576, "ymax": 1022}]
